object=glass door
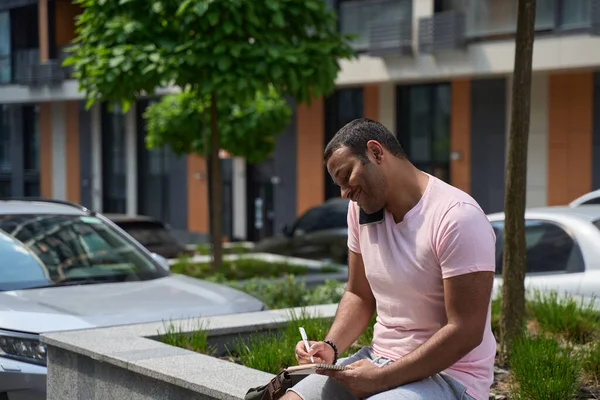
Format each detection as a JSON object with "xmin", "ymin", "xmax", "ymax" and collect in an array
[{"xmin": 397, "ymin": 83, "xmax": 451, "ymax": 182}]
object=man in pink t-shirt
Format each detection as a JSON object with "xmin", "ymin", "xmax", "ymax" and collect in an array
[{"xmin": 283, "ymin": 118, "xmax": 496, "ymax": 400}]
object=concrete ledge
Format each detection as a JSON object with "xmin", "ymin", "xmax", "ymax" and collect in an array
[{"xmin": 41, "ymin": 304, "xmax": 339, "ymax": 400}]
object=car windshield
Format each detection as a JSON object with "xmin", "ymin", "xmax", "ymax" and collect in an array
[{"xmin": 0, "ymin": 214, "xmax": 169, "ymax": 291}]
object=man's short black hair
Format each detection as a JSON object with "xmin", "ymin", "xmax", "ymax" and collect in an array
[{"xmin": 323, "ymin": 118, "xmax": 406, "ymax": 164}]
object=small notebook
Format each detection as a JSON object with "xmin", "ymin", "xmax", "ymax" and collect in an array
[{"xmin": 285, "ymin": 363, "xmax": 349, "ymax": 375}]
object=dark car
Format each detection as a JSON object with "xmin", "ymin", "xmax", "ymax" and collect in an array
[
  {"xmin": 105, "ymin": 214, "xmax": 194, "ymax": 259},
  {"xmin": 254, "ymin": 198, "xmax": 350, "ymax": 263}
]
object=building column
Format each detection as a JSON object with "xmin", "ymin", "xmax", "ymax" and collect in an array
[
  {"xmin": 38, "ymin": 0, "xmax": 49, "ymax": 62},
  {"xmin": 450, "ymin": 79, "xmax": 471, "ymax": 194},
  {"xmin": 65, "ymin": 101, "xmax": 80, "ymax": 204},
  {"xmin": 363, "ymin": 84, "xmax": 379, "ymax": 121},
  {"xmin": 125, "ymin": 104, "xmax": 137, "ymax": 216},
  {"xmin": 187, "ymin": 156, "xmax": 208, "ymax": 234},
  {"xmin": 378, "ymin": 83, "xmax": 396, "ymax": 134},
  {"xmin": 51, "ymin": 102, "xmax": 67, "ymax": 200},
  {"xmin": 296, "ymin": 97, "xmax": 324, "ymax": 216},
  {"xmin": 90, "ymin": 104, "xmax": 102, "ymax": 211},
  {"xmin": 232, "ymin": 157, "xmax": 247, "ymax": 240},
  {"xmin": 547, "ymin": 71, "xmax": 593, "ymax": 205},
  {"xmin": 525, "ymin": 74, "xmax": 549, "ymax": 208}
]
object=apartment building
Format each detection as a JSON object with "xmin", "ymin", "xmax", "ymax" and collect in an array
[
  {"xmin": 287, "ymin": 0, "xmax": 600, "ymax": 225},
  {"xmin": 0, "ymin": 0, "xmax": 598, "ymax": 243}
]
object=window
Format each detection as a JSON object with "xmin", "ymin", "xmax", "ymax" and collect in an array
[
  {"xmin": 397, "ymin": 83, "xmax": 451, "ymax": 183},
  {"xmin": 23, "ymin": 105, "xmax": 40, "ymax": 197},
  {"xmin": 559, "ymin": 0, "xmax": 591, "ymax": 29},
  {"xmin": 324, "ymin": 88, "xmax": 363, "ymax": 200},
  {"xmin": 136, "ymin": 100, "xmax": 170, "ymax": 223},
  {"xmin": 0, "ymin": 12, "xmax": 10, "ymax": 84},
  {"xmin": 101, "ymin": 104, "xmax": 127, "ymax": 213},
  {"xmin": 0, "ymin": 105, "xmax": 10, "ymax": 196},
  {"xmin": 492, "ymin": 220, "xmax": 584, "ymax": 275}
]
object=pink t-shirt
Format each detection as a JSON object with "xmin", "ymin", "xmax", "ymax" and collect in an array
[{"xmin": 347, "ymin": 173, "xmax": 496, "ymax": 400}]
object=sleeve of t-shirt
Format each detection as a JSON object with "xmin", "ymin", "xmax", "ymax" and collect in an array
[
  {"xmin": 435, "ymin": 202, "xmax": 497, "ymax": 279},
  {"xmin": 347, "ymin": 202, "xmax": 361, "ymax": 254}
]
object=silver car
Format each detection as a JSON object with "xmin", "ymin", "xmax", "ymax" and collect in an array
[
  {"xmin": 0, "ymin": 199, "xmax": 266, "ymax": 400},
  {"xmin": 488, "ymin": 205, "xmax": 600, "ymax": 305}
]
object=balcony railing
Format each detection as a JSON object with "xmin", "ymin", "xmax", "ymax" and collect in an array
[
  {"xmin": 460, "ymin": 0, "xmax": 596, "ymax": 39},
  {"xmin": 417, "ymin": 0, "xmax": 600, "ymax": 54},
  {"xmin": 12, "ymin": 48, "xmax": 39, "ymax": 85},
  {"xmin": 11, "ymin": 47, "xmax": 72, "ymax": 86},
  {"xmin": 418, "ymin": 10, "xmax": 466, "ymax": 53},
  {"xmin": 339, "ymin": 0, "xmax": 413, "ymax": 56}
]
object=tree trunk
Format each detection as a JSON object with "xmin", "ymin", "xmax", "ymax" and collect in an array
[
  {"xmin": 209, "ymin": 93, "xmax": 224, "ymax": 271},
  {"xmin": 500, "ymin": 0, "xmax": 536, "ymax": 358}
]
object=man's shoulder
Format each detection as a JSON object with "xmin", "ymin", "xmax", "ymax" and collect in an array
[{"xmin": 426, "ymin": 178, "xmax": 489, "ymax": 231}]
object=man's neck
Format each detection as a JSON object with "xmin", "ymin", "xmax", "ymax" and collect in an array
[{"xmin": 385, "ymin": 164, "xmax": 430, "ymax": 224}]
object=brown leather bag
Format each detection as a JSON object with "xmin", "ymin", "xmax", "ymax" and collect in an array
[{"xmin": 244, "ymin": 370, "xmax": 306, "ymax": 400}]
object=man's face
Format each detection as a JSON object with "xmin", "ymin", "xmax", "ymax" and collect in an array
[{"xmin": 326, "ymin": 146, "xmax": 387, "ymax": 214}]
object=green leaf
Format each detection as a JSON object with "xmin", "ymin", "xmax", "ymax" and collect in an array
[
  {"xmin": 272, "ymin": 65, "xmax": 282, "ymax": 79},
  {"xmin": 273, "ymin": 12, "xmax": 285, "ymax": 28},
  {"xmin": 149, "ymin": 53, "xmax": 160, "ymax": 63},
  {"xmin": 151, "ymin": 2, "xmax": 163, "ymax": 13},
  {"xmin": 207, "ymin": 9, "xmax": 219, "ymax": 26},
  {"xmin": 193, "ymin": 2, "xmax": 209, "ymax": 17},
  {"xmin": 109, "ymin": 55, "xmax": 125, "ymax": 68},
  {"xmin": 217, "ymin": 56, "xmax": 232, "ymax": 71},
  {"xmin": 223, "ymin": 21, "xmax": 235, "ymax": 35}
]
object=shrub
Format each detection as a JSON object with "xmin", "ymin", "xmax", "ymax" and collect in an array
[
  {"xmin": 527, "ymin": 290, "xmax": 600, "ymax": 343},
  {"xmin": 509, "ymin": 334, "xmax": 580, "ymax": 400}
]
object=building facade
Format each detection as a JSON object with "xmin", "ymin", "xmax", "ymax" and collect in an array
[{"xmin": 1, "ymin": 0, "xmax": 599, "ymax": 243}]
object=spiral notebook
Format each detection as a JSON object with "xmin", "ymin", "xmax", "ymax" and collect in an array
[{"xmin": 285, "ymin": 363, "xmax": 349, "ymax": 375}]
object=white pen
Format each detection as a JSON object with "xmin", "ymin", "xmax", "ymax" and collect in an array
[{"xmin": 299, "ymin": 326, "xmax": 315, "ymax": 363}]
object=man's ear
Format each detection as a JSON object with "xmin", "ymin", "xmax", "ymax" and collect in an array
[{"xmin": 366, "ymin": 140, "xmax": 383, "ymax": 163}]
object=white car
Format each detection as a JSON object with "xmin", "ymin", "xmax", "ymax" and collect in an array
[
  {"xmin": 569, "ymin": 189, "xmax": 600, "ymax": 207},
  {"xmin": 487, "ymin": 205, "xmax": 600, "ymax": 307},
  {"xmin": 0, "ymin": 199, "xmax": 266, "ymax": 400}
]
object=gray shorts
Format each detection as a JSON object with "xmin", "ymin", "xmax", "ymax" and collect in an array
[{"xmin": 287, "ymin": 346, "xmax": 476, "ymax": 400}]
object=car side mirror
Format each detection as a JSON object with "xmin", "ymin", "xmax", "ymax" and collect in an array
[{"xmin": 151, "ymin": 253, "xmax": 171, "ymax": 271}]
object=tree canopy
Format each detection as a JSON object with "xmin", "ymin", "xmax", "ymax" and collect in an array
[
  {"xmin": 66, "ymin": 0, "xmax": 357, "ymax": 111},
  {"xmin": 144, "ymin": 86, "xmax": 292, "ymax": 164}
]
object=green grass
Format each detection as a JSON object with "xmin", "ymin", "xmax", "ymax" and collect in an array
[
  {"xmin": 491, "ymin": 296, "xmax": 501, "ymax": 339},
  {"xmin": 171, "ymin": 256, "xmax": 339, "ymax": 282},
  {"xmin": 230, "ymin": 309, "xmax": 333, "ymax": 374},
  {"xmin": 509, "ymin": 335, "xmax": 581, "ymax": 400},
  {"xmin": 157, "ymin": 319, "xmax": 215, "ymax": 355},
  {"xmin": 227, "ymin": 276, "xmax": 345, "ymax": 310},
  {"xmin": 582, "ymin": 341, "xmax": 600, "ymax": 381},
  {"xmin": 527, "ymin": 291, "xmax": 600, "ymax": 344}
]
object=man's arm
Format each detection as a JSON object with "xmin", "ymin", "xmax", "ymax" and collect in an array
[
  {"xmin": 376, "ymin": 270, "xmax": 494, "ymax": 390},
  {"xmin": 324, "ymin": 250, "xmax": 376, "ymax": 355}
]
